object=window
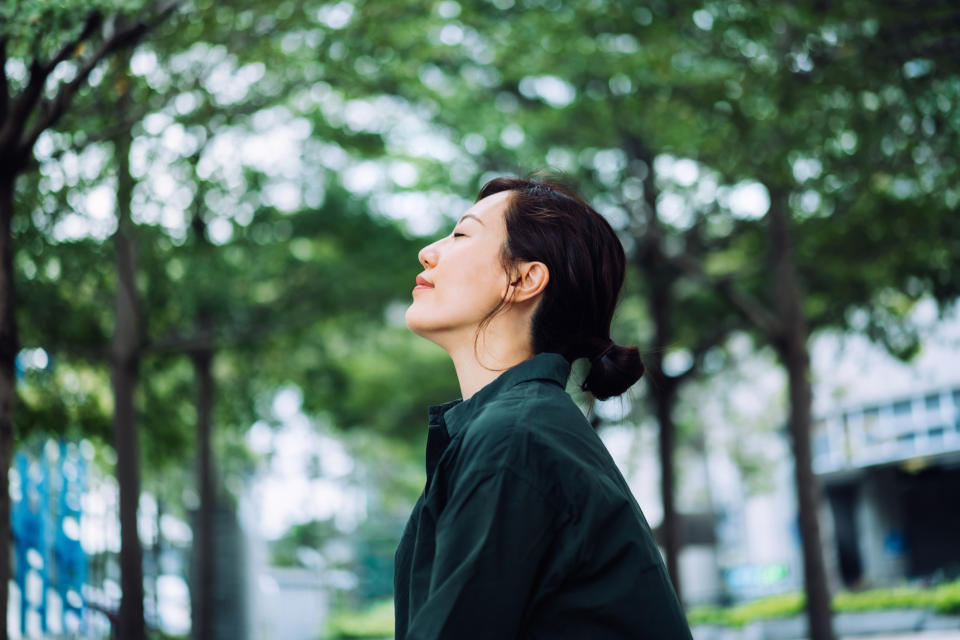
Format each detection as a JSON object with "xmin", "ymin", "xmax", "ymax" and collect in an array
[
  {"xmin": 925, "ymin": 393, "xmax": 941, "ymax": 411},
  {"xmin": 893, "ymin": 400, "xmax": 912, "ymax": 416},
  {"xmin": 813, "ymin": 429, "xmax": 831, "ymax": 460},
  {"xmin": 863, "ymin": 407, "xmax": 881, "ymax": 443},
  {"xmin": 896, "ymin": 432, "xmax": 915, "ymax": 444}
]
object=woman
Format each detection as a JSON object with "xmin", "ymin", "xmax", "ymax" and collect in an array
[{"xmin": 395, "ymin": 176, "xmax": 692, "ymax": 639}]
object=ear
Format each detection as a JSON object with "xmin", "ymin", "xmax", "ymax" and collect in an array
[{"xmin": 507, "ymin": 261, "xmax": 549, "ymax": 304}]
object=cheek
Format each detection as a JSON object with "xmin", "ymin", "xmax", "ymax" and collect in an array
[
  {"xmin": 440, "ymin": 273, "xmax": 504, "ymax": 315},
  {"xmin": 445, "ymin": 247, "xmax": 506, "ymax": 302},
  {"xmin": 448, "ymin": 252, "xmax": 506, "ymax": 307},
  {"xmin": 474, "ymin": 270, "xmax": 509, "ymax": 307},
  {"xmin": 470, "ymin": 244, "xmax": 509, "ymax": 297}
]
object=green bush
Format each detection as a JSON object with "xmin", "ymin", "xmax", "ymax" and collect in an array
[
  {"xmin": 325, "ymin": 598, "xmax": 394, "ymax": 639},
  {"xmin": 833, "ymin": 579, "xmax": 960, "ymax": 615},
  {"xmin": 932, "ymin": 579, "xmax": 960, "ymax": 614},
  {"xmin": 688, "ymin": 579, "xmax": 960, "ymax": 627},
  {"xmin": 688, "ymin": 593, "xmax": 804, "ymax": 627}
]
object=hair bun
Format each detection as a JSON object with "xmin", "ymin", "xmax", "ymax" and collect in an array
[{"xmin": 581, "ymin": 342, "xmax": 644, "ymax": 400}]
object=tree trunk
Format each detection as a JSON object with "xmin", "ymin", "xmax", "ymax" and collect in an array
[
  {"xmin": 0, "ymin": 170, "xmax": 18, "ymax": 640},
  {"xmin": 648, "ymin": 265, "xmax": 682, "ymax": 600},
  {"xmin": 112, "ymin": 69, "xmax": 147, "ymax": 640},
  {"xmin": 191, "ymin": 329, "xmax": 215, "ymax": 640},
  {"xmin": 654, "ymin": 379, "xmax": 682, "ymax": 600},
  {"xmin": 768, "ymin": 192, "xmax": 835, "ymax": 640},
  {"xmin": 154, "ymin": 495, "xmax": 164, "ymax": 626},
  {"xmin": 631, "ymin": 135, "xmax": 684, "ymax": 600}
]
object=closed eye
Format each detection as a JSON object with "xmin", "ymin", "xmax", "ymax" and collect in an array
[{"xmin": 453, "ymin": 232, "xmax": 466, "ymax": 238}]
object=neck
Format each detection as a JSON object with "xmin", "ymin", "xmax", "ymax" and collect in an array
[{"xmin": 445, "ymin": 331, "xmax": 534, "ymax": 400}]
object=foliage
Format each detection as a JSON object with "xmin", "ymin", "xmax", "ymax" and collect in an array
[
  {"xmin": 330, "ymin": 0, "xmax": 960, "ymax": 344},
  {"xmin": 267, "ymin": 427, "xmax": 424, "ymax": 613},
  {"xmin": 0, "ymin": 0, "xmax": 145, "ymax": 59},
  {"xmin": 270, "ymin": 518, "xmax": 339, "ymax": 568},
  {"xmin": 148, "ymin": 632, "xmax": 187, "ymax": 640},
  {"xmin": 687, "ymin": 579, "xmax": 960, "ymax": 627},
  {"xmin": 688, "ymin": 592, "xmax": 805, "ymax": 628},
  {"xmin": 6, "ymin": 1, "xmax": 960, "ymax": 637},
  {"xmin": 834, "ymin": 579, "xmax": 960, "ymax": 616},
  {"xmin": 324, "ymin": 598, "xmax": 394, "ymax": 640}
]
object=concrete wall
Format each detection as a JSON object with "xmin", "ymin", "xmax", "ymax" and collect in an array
[{"xmin": 856, "ymin": 469, "xmax": 907, "ymax": 586}]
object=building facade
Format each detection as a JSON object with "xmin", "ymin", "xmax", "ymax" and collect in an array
[{"xmin": 813, "ymin": 384, "xmax": 960, "ymax": 588}]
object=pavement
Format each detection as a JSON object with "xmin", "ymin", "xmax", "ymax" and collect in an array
[
  {"xmin": 842, "ymin": 634, "xmax": 960, "ymax": 639},
  {"xmin": 693, "ymin": 626, "xmax": 960, "ymax": 640}
]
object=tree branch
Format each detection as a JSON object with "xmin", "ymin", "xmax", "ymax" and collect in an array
[
  {"xmin": 672, "ymin": 322, "xmax": 739, "ymax": 384},
  {"xmin": 14, "ymin": 0, "xmax": 180, "ymax": 165},
  {"xmin": 25, "ymin": 65, "xmax": 288, "ymax": 171},
  {"xmin": 33, "ymin": 109, "xmax": 151, "ymax": 165},
  {"xmin": 0, "ymin": 11, "xmax": 102, "ymax": 153},
  {"xmin": 0, "ymin": 37, "xmax": 9, "ymax": 130},
  {"xmin": 667, "ymin": 250, "xmax": 784, "ymax": 340},
  {"xmin": 45, "ymin": 11, "xmax": 105, "ymax": 76},
  {"xmin": 0, "ymin": 62, "xmax": 44, "ymax": 154},
  {"xmin": 43, "ymin": 343, "xmax": 111, "ymax": 363},
  {"xmin": 615, "ymin": 126, "xmax": 787, "ymax": 355},
  {"xmin": 17, "ymin": 29, "xmax": 144, "ymax": 158}
]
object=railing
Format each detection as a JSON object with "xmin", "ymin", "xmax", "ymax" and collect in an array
[{"xmin": 813, "ymin": 388, "xmax": 960, "ymax": 474}]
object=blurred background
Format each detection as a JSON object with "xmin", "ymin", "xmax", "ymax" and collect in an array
[{"xmin": 1, "ymin": 1, "xmax": 959, "ymax": 639}]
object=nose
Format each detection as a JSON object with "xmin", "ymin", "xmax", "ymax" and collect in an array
[{"xmin": 418, "ymin": 240, "xmax": 439, "ymax": 269}]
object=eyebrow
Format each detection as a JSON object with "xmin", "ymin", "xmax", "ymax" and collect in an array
[{"xmin": 458, "ymin": 213, "xmax": 485, "ymax": 226}]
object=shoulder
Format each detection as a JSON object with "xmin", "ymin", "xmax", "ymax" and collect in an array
[
  {"xmin": 464, "ymin": 379, "xmax": 588, "ymax": 450},
  {"xmin": 451, "ymin": 379, "xmax": 616, "ymax": 497}
]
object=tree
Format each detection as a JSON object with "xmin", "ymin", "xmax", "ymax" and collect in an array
[
  {"xmin": 109, "ymin": 51, "xmax": 150, "ymax": 640},
  {"xmin": 0, "ymin": 4, "xmax": 177, "ymax": 636},
  {"xmin": 329, "ymin": 5, "xmax": 960, "ymax": 639}
]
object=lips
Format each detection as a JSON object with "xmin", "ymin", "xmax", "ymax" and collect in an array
[{"xmin": 414, "ymin": 275, "xmax": 434, "ymax": 291}]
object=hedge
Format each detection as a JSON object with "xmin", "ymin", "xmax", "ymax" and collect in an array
[{"xmin": 687, "ymin": 579, "xmax": 960, "ymax": 628}]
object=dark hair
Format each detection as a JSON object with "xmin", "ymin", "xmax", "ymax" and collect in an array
[{"xmin": 476, "ymin": 174, "xmax": 644, "ymax": 400}]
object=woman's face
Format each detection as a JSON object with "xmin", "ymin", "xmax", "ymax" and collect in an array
[{"xmin": 405, "ymin": 190, "xmax": 513, "ymax": 345}]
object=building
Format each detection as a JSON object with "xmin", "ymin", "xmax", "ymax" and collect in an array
[{"xmin": 813, "ymin": 384, "xmax": 960, "ymax": 588}]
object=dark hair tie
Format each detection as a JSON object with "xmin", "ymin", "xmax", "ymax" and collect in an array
[{"xmin": 590, "ymin": 341, "xmax": 615, "ymax": 366}]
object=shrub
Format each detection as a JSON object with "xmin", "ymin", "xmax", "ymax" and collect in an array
[
  {"xmin": 325, "ymin": 598, "xmax": 394, "ymax": 639},
  {"xmin": 687, "ymin": 579, "xmax": 960, "ymax": 628}
]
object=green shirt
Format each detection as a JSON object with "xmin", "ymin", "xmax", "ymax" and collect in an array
[{"xmin": 394, "ymin": 352, "xmax": 693, "ymax": 640}]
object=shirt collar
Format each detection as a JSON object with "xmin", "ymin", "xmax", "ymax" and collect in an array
[{"xmin": 427, "ymin": 352, "xmax": 571, "ymax": 438}]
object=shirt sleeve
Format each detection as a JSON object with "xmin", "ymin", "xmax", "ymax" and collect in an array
[{"xmin": 406, "ymin": 466, "xmax": 565, "ymax": 640}]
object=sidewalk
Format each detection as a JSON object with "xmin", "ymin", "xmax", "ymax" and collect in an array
[
  {"xmin": 695, "ymin": 630, "xmax": 960, "ymax": 640},
  {"xmin": 851, "ymin": 634, "xmax": 960, "ymax": 639}
]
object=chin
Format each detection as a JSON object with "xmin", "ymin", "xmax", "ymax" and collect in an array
[
  {"xmin": 404, "ymin": 304, "xmax": 430, "ymax": 337},
  {"xmin": 405, "ymin": 307, "xmax": 460, "ymax": 351}
]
